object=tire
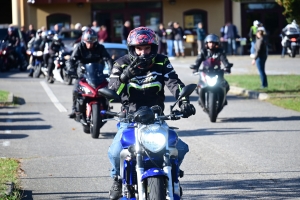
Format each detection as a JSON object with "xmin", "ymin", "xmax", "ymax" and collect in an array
[
  {"xmin": 208, "ymin": 91, "xmax": 218, "ymax": 122},
  {"xmin": 63, "ymin": 69, "xmax": 73, "ymax": 85},
  {"xmin": 291, "ymin": 46, "xmax": 296, "ymax": 58},
  {"xmin": 33, "ymin": 64, "xmax": 41, "ymax": 78},
  {"xmin": 90, "ymin": 104, "xmax": 101, "ymax": 139},
  {"xmin": 146, "ymin": 177, "xmax": 165, "ymax": 200}
]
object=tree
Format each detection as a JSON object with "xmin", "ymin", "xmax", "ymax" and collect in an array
[
  {"xmin": 275, "ymin": 0, "xmax": 300, "ymax": 24},
  {"xmin": 232, "ymin": 0, "xmax": 300, "ymax": 24}
]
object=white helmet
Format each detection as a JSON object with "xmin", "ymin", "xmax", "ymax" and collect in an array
[
  {"xmin": 81, "ymin": 26, "xmax": 88, "ymax": 32},
  {"xmin": 253, "ymin": 20, "xmax": 260, "ymax": 27},
  {"xmin": 75, "ymin": 23, "xmax": 82, "ymax": 30}
]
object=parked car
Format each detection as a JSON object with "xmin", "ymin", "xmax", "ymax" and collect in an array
[
  {"xmin": 102, "ymin": 42, "xmax": 128, "ymax": 75},
  {"xmin": 58, "ymin": 29, "xmax": 82, "ymax": 52}
]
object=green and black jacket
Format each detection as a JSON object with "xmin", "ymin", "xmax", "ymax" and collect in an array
[{"xmin": 108, "ymin": 54, "xmax": 186, "ymax": 113}]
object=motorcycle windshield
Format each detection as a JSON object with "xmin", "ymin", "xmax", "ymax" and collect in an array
[{"xmin": 83, "ymin": 63, "xmax": 106, "ymax": 89}]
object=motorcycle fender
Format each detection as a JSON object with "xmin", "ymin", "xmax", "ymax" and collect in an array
[
  {"xmin": 53, "ymin": 67, "xmax": 64, "ymax": 83},
  {"xmin": 141, "ymin": 168, "xmax": 167, "ymax": 181}
]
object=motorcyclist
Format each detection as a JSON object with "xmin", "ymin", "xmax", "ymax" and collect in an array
[
  {"xmin": 107, "ymin": 26, "xmax": 196, "ymax": 199},
  {"xmin": 46, "ymin": 33, "xmax": 65, "ymax": 82},
  {"xmin": 248, "ymin": 20, "xmax": 260, "ymax": 58},
  {"xmin": 67, "ymin": 28, "xmax": 113, "ymax": 119},
  {"xmin": 40, "ymin": 30, "xmax": 55, "ymax": 78},
  {"xmin": 281, "ymin": 20, "xmax": 300, "ymax": 57},
  {"xmin": 190, "ymin": 34, "xmax": 233, "ymax": 106},
  {"xmin": 4, "ymin": 26, "xmax": 27, "ymax": 69},
  {"xmin": 27, "ymin": 29, "xmax": 44, "ymax": 77}
]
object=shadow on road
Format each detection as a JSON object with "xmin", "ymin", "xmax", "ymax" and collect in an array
[
  {"xmin": 0, "ymin": 112, "xmax": 40, "ymax": 115},
  {"xmin": 0, "ymin": 133, "xmax": 28, "ymax": 139},
  {"xmin": 0, "ymin": 118, "xmax": 44, "ymax": 123},
  {"xmin": 220, "ymin": 116, "xmax": 300, "ymax": 122},
  {"xmin": 177, "ymin": 128, "xmax": 299, "ymax": 137},
  {"xmin": 181, "ymin": 177, "xmax": 300, "ymax": 199},
  {"xmin": 0, "ymin": 125, "xmax": 52, "ymax": 131}
]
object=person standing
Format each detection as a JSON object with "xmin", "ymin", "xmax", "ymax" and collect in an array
[
  {"xmin": 165, "ymin": 21, "xmax": 175, "ymax": 59},
  {"xmin": 98, "ymin": 25, "xmax": 108, "ymax": 43},
  {"xmin": 251, "ymin": 27, "xmax": 268, "ymax": 88},
  {"xmin": 91, "ymin": 20, "xmax": 100, "ymax": 33},
  {"xmin": 26, "ymin": 24, "xmax": 36, "ymax": 41},
  {"xmin": 173, "ymin": 22, "xmax": 185, "ymax": 58},
  {"xmin": 157, "ymin": 23, "xmax": 167, "ymax": 55},
  {"xmin": 121, "ymin": 21, "xmax": 131, "ymax": 44},
  {"xmin": 196, "ymin": 22, "xmax": 206, "ymax": 54},
  {"xmin": 225, "ymin": 21, "xmax": 238, "ymax": 55}
]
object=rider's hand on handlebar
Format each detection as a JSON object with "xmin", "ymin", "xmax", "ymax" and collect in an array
[{"xmin": 180, "ymin": 102, "xmax": 196, "ymax": 118}]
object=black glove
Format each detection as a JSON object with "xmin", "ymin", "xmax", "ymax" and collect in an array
[
  {"xmin": 180, "ymin": 102, "xmax": 196, "ymax": 118},
  {"xmin": 224, "ymin": 68, "xmax": 231, "ymax": 73},
  {"xmin": 119, "ymin": 58, "xmax": 147, "ymax": 83}
]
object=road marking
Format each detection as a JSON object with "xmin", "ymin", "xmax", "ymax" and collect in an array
[
  {"xmin": 2, "ymin": 141, "xmax": 10, "ymax": 146},
  {"xmin": 40, "ymin": 81, "xmax": 67, "ymax": 112}
]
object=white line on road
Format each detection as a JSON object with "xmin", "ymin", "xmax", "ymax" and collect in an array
[
  {"xmin": 40, "ymin": 81, "xmax": 67, "ymax": 112},
  {"xmin": 2, "ymin": 141, "xmax": 10, "ymax": 146}
]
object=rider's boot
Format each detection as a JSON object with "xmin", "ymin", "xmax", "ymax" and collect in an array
[
  {"xmin": 69, "ymin": 91, "xmax": 78, "ymax": 118},
  {"xmin": 109, "ymin": 176, "xmax": 122, "ymax": 200}
]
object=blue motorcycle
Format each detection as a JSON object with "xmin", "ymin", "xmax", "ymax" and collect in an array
[{"xmin": 99, "ymin": 84, "xmax": 196, "ymax": 200}]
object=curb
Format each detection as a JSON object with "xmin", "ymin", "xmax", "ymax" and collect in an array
[
  {"xmin": 229, "ymin": 86, "xmax": 269, "ymax": 100},
  {"xmin": 0, "ymin": 92, "xmax": 14, "ymax": 104}
]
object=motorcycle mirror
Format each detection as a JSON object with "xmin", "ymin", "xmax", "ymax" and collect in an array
[
  {"xmin": 170, "ymin": 84, "xmax": 197, "ymax": 111},
  {"xmin": 98, "ymin": 88, "xmax": 120, "ymax": 102},
  {"xmin": 178, "ymin": 84, "xmax": 197, "ymax": 99}
]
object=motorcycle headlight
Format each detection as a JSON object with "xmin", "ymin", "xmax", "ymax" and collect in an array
[
  {"xmin": 139, "ymin": 124, "xmax": 167, "ymax": 153},
  {"xmin": 206, "ymin": 75, "xmax": 218, "ymax": 86}
]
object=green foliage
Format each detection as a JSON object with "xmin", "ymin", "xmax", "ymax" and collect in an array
[{"xmin": 275, "ymin": 0, "xmax": 300, "ymax": 23}]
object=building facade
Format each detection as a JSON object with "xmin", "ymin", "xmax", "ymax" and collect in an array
[{"xmin": 4, "ymin": 0, "xmax": 287, "ymax": 54}]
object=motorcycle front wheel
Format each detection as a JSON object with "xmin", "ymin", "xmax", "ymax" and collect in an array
[
  {"xmin": 33, "ymin": 64, "xmax": 42, "ymax": 78},
  {"xmin": 208, "ymin": 91, "xmax": 218, "ymax": 122},
  {"xmin": 146, "ymin": 177, "xmax": 165, "ymax": 200},
  {"xmin": 63, "ymin": 69, "xmax": 73, "ymax": 85},
  {"xmin": 90, "ymin": 104, "xmax": 102, "ymax": 139}
]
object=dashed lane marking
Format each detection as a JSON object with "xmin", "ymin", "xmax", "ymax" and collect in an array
[
  {"xmin": 2, "ymin": 141, "xmax": 10, "ymax": 146},
  {"xmin": 40, "ymin": 81, "xmax": 67, "ymax": 112}
]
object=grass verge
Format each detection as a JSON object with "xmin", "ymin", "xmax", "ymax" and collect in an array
[
  {"xmin": 225, "ymin": 75, "xmax": 300, "ymax": 112},
  {"xmin": 0, "ymin": 158, "xmax": 22, "ymax": 200},
  {"xmin": 0, "ymin": 90, "xmax": 9, "ymax": 102}
]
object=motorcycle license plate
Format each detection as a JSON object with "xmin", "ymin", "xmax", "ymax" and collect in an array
[{"xmin": 291, "ymin": 42, "xmax": 297, "ymax": 46}]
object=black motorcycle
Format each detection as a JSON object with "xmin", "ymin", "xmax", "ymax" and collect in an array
[
  {"xmin": 193, "ymin": 58, "xmax": 232, "ymax": 122},
  {"xmin": 282, "ymin": 27, "xmax": 300, "ymax": 58},
  {"xmin": 51, "ymin": 49, "xmax": 72, "ymax": 84},
  {"xmin": 0, "ymin": 41, "xmax": 25, "ymax": 72}
]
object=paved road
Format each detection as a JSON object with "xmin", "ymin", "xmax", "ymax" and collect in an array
[{"xmin": 1, "ymin": 55, "xmax": 300, "ymax": 199}]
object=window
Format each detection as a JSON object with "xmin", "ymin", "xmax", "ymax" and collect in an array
[
  {"xmin": 46, "ymin": 14, "xmax": 71, "ymax": 30},
  {"xmin": 183, "ymin": 9, "xmax": 207, "ymax": 34}
]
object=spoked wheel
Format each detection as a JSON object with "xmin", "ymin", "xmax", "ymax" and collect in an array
[
  {"xmin": 146, "ymin": 177, "xmax": 165, "ymax": 200},
  {"xmin": 90, "ymin": 104, "xmax": 102, "ymax": 139}
]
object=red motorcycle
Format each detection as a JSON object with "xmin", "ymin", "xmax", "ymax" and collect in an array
[{"xmin": 74, "ymin": 63, "xmax": 112, "ymax": 138}]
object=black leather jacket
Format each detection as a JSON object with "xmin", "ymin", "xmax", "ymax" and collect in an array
[
  {"xmin": 67, "ymin": 42, "xmax": 112, "ymax": 72},
  {"xmin": 108, "ymin": 54, "xmax": 187, "ymax": 113},
  {"xmin": 193, "ymin": 47, "xmax": 231, "ymax": 71}
]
